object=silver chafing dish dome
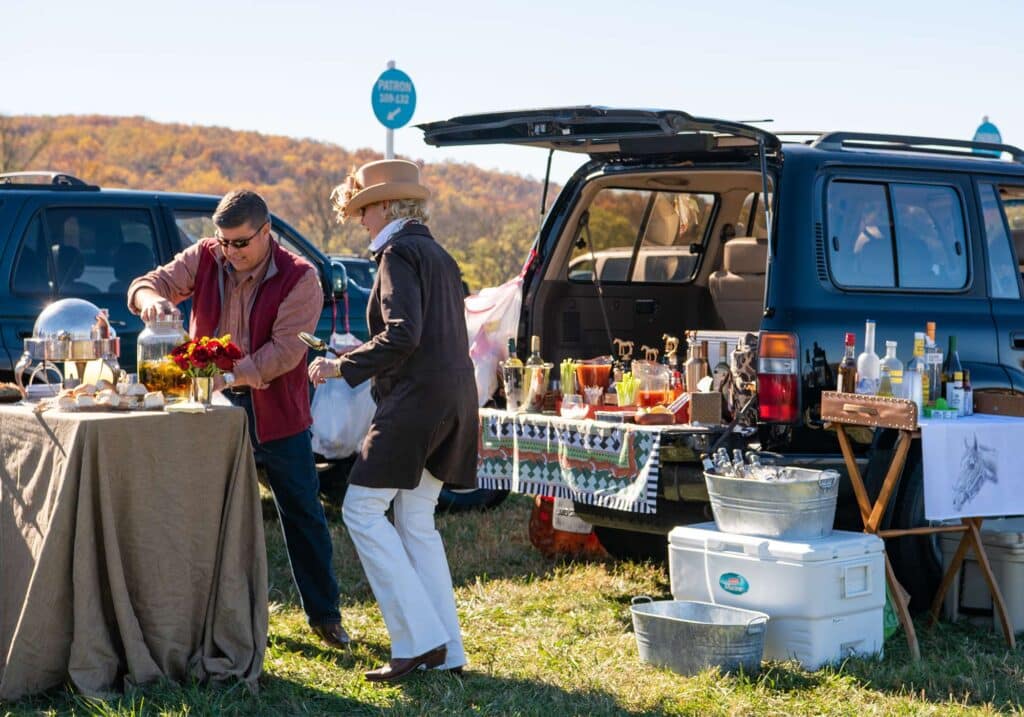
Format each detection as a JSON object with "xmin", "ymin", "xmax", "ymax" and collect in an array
[{"xmin": 23, "ymin": 298, "xmax": 120, "ymax": 361}]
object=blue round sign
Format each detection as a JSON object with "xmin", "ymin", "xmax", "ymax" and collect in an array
[
  {"xmin": 371, "ymin": 68, "xmax": 416, "ymax": 129},
  {"xmin": 973, "ymin": 116, "xmax": 1002, "ymax": 157}
]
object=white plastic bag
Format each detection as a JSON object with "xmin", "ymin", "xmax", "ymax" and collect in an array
[
  {"xmin": 310, "ymin": 332, "xmax": 376, "ymax": 459},
  {"xmin": 311, "ymin": 378, "xmax": 375, "ymax": 459},
  {"xmin": 464, "ymin": 276, "xmax": 523, "ymax": 406}
]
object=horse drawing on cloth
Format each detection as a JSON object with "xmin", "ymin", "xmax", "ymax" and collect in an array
[{"xmin": 953, "ymin": 433, "xmax": 998, "ymax": 512}]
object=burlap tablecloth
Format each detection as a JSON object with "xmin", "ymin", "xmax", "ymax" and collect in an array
[{"xmin": 0, "ymin": 403, "xmax": 268, "ymax": 701}]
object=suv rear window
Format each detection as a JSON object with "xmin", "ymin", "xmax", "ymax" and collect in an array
[
  {"xmin": 826, "ymin": 180, "xmax": 968, "ymax": 291},
  {"xmin": 12, "ymin": 207, "xmax": 158, "ymax": 296},
  {"xmin": 567, "ymin": 189, "xmax": 715, "ymax": 284}
]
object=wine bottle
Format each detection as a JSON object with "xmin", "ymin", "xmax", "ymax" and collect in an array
[
  {"xmin": 925, "ymin": 321, "xmax": 942, "ymax": 403},
  {"xmin": 855, "ymin": 320, "xmax": 880, "ymax": 395},
  {"xmin": 526, "ymin": 335, "xmax": 544, "ymax": 367},
  {"xmin": 506, "ymin": 338, "xmax": 523, "ymax": 369},
  {"xmin": 962, "ymin": 369, "xmax": 974, "ymax": 416},
  {"xmin": 837, "ymin": 332, "xmax": 857, "ymax": 393},
  {"xmin": 944, "ymin": 335, "xmax": 964, "ymax": 415}
]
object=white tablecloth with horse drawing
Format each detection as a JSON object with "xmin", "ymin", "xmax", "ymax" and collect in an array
[{"xmin": 920, "ymin": 413, "xmax": 1024, "ymax": 521}]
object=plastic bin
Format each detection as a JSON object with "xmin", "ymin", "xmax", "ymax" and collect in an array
[
  {"xmin": 939, "ymin": 517, "xmax": 1024, "ymax": 636},
  {"xmin": 669, "ymin": 522, "xmax": 885, "ymax": 669}
]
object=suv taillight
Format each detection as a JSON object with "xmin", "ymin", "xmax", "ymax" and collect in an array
[{"xmin": 757, "ymin": 331, "xmax": 799, "ymax": 423}]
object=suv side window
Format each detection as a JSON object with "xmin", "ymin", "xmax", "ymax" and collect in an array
[
  {"xmin": 980, "ymin": 183, "xmax": 1023, "ymax": 299},
  {"xmin": 827, "ymin": 182, "xmax": 894, "ymax": 288},
  {"xmin": 567, "ymin": 188, "xmax": 715, "ymax": 284},
  {"xmin": 827, "ymin": 180, "xmax": 968, "ymax": 291},
  {"xmin": 12, "ymin": 208, "xmax": 158, "ymax": 296},
  {"xmin": 173, "ymin": 211, "xmax": 306, "ymax": 257}
]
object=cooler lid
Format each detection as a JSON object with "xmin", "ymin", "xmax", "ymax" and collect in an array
[
  {"xmin": 980, "ymin": 517, "xmax": 1024, "ymax": 549},
  {"xmin": 669, "ymin": 522, "xmax": 884, "ymax": 562}
]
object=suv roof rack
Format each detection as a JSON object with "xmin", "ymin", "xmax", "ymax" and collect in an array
[
  {"xmin": 811, "ymin": 132, "xmax": 1024, "ymax": 163},
  {"xmin": 0, "ymin": 171, "xmax": 99, "ymax": 189},
  {"xmin": 775, "ymin": 131, "xmax": 826, "ymax": 144}
]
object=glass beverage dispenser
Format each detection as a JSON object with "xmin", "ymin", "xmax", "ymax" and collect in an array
[{"xmin": 137, "ymin": 315, "xmax": 190, "ymax": 400}]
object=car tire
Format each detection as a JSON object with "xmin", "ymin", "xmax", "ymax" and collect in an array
[
  {"xmin": 886, "ymin": 459, "xmax": 943, "ymax": 614},
  {"xmin": 436, "ymin": 487, "xmax": 510, "ymax": 513}
]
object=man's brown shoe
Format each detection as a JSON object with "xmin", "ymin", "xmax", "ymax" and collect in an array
[
  {"xmin": 364, "ymin": 645, "xmax": 447, "ymax": 683},
  {"xmin": 311, "ymin": 622, "xmax": 351, "ymax": 649}
]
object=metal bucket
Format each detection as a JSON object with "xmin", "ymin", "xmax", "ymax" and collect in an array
[
  {"xmin": 705, "ymin": 467, "xmax": 839, "ymax": 540},
  {"xmin": 630, "ymin": 597, "xmax": 768, "ymax": 675}
]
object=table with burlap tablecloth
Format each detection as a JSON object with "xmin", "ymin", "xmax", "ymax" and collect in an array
[{"xmin": 0, "ymin": 403, "xmax": 267, "ymax": 701}]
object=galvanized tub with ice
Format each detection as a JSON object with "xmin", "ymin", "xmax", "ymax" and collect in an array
[
  {"xmin": 704, "ymin": 466, "xmax": 840, "ymax": 540},
  {"xmin": 630, "ymin": 597, "xmax": 768, "ymax": 675}
]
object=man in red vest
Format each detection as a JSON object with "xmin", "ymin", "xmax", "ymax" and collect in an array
[{"xmin": 127, "ymin": 189, "xmax": 347, "ymax": 649}]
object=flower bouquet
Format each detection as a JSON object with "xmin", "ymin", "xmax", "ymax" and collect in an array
[{"xmin": 167, "ymin": 334, "xmax": 242, "ymax": 411}]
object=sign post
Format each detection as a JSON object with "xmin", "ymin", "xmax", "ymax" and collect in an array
[
  {"xmin": 372, "ymin": 61, "xmax": 417, "ymax": 159},
  {"xmin": 972, "ymin": 116, "xmax": 1002, "ymax": 157}
]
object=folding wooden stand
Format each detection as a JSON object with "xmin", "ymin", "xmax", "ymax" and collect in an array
[{"xmin": 822, "ymin": 392, "xmax": 1016, "ymax": 661}]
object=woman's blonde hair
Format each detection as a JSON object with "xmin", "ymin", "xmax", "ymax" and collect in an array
[
  {"xmin": 328, "ymin": 181, "xmax": 430, "ymax": 225},
  {"xmin": 382, "ymin": 198, "xmax": 430, "ymax": 223}
]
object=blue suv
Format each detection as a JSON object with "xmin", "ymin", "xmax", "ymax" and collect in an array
[
  {"xmin": 422, "ymin": 107, "xmax": 1024, "ymax": 607},
  {"xmin": 0, "ymin": 171, "xmax": 362, "ymax": 381}
]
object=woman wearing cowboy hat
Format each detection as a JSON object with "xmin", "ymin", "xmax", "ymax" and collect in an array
[{"xmin": 308, "ymin": 159, "xmax": 477, "ymax": 682}]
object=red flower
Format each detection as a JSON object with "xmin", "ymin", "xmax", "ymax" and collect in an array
[
  {"xmin": 225, "ymin": 342, "xmax": 242, "ymax": 360},
  {"xmin": 191, "ymin": 345, "xmax": 211, "ymax": 368}
]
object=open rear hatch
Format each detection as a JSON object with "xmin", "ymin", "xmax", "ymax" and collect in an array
[{"xmin": 418, "ymin": 106, "xmax": 780, "ymax": 158}]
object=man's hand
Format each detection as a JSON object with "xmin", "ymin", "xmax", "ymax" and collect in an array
[
  {"xmin": 138, "ymin": 292, "xmax": 180, "ymax": 322},
  {"xmin": 308, "ymin": 356, "xmax": 341, "ymax": 386}
]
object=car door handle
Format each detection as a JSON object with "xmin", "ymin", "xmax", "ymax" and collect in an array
[
  {"xmin": 635, "ymin": 299, "xmax": 658, "ymax": 315},
  {"xmin": 17, "ymin": 330, "xmax": 32, "ymax": 339},
  {"xmin": 1012, "ymin": 332, "xmax": 1024, "ymax": 349},
  {"xmin": 108, "ymin": 319, "xmax": 127, "ymax": 327}
]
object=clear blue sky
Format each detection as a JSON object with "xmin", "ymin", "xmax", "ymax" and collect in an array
[{"xmin": 5, "ymin": 0, "xmax": 1020, "ymax": 185}]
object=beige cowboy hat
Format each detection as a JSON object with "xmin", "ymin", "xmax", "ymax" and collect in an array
[{"xmin": 334, "ymin": 159, "xmax": 430, "ymax": 218}]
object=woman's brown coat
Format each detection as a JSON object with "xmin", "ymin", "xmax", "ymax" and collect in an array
[{"xmin": 339, "ymin": 222, "xmax": 478, "ymax": 490}]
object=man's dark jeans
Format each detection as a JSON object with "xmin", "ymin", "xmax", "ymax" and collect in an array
[{"xmin": 227, "ymin": 391, "xmax": 341, "ymax": 625}]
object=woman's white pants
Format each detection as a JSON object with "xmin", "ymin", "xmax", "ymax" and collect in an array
[{"xmin": 342, "ymin": 470, "xmax": 465, "ymax": 668}]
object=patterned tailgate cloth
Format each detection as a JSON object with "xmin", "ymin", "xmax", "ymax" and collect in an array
[{"xmin": 477, "ymin": 408, "xmax": 664, "ymax": 513}]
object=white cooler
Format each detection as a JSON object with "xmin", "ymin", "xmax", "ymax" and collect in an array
[
  {"xmin": 669, "ymin": 522, "xmax": 885, "ymax": 670},
  {"xmin": 939, "ymin": 517, "xmax": 1024, "ymax": 636}
]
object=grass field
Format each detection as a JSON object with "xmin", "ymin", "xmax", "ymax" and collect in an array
[{"xmin": 4, "ymin": 494, "xmax": 1023, "ymax": 716}]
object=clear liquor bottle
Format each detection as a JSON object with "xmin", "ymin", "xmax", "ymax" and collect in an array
[
  {"xmin": 905, "ymin": 332, "xmax": 927, "ymax": 413},
  {"xmin": 855, "ymin": 320, "xmax": 880, "ymax": 395},
  {"xmin": 878, "ymin": 341, "xmax": 903, "ymax": 398}
]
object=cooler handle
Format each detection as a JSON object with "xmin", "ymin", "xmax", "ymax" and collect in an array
[
  {"xmin": 841, "ymin": 563, "xmax": 871, "ymax": 598},
  {"xmin": 745, "ymin": 615, "xmax": 768, "ymax": 635}
]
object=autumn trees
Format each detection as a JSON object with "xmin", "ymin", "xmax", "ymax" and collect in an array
[{"xmin": 7, "ymin": 114, "xmax": 546, "ymax": 290}]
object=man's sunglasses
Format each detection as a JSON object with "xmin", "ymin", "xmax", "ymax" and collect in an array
[{"xmin": 216, "ymin": 221, "xmax": 267, "ymax": 249}]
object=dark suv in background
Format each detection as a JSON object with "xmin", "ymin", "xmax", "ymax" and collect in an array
[
  {"xmin": 422, "ymin": 107, "xmax": 1024, "ymax": 607},
  {"xmin": 0, "ymin": 171, "xmax": 358, "ymax": 378}
]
